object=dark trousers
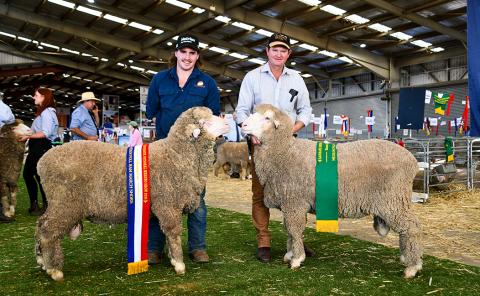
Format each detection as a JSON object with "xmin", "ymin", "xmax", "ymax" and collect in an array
[{"xmin": 23, "ymin": 138, "xmax": 52, "ymax": 210}]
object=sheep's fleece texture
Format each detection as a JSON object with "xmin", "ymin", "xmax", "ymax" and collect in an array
[
  {"xmin": 35, "ymin": 107, "xmax": 226, "ymax": 281},
  {"xmin": 0, "ymin": 120, "xmax": 30, "ymax": 218},
  {"xmin": 241, "ymin": 104, "xmax": 422, "ymax": 278}
]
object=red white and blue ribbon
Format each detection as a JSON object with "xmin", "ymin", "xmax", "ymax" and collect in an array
[{"xmin": 126, "ymin": 144, "xmax": 151, "ymax": 275}]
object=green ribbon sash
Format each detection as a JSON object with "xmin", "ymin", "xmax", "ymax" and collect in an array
[
  {"xmin": 315, "ymin": 142, "xmax": 339, "ymax": 232},
  {"xmin": 444, "ymin": 137, "xmax": 454, "ymax": 162}
]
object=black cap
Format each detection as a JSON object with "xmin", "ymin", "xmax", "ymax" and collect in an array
[
  {"xmin": 267, "ymin": 33, "xmax": 291, "ymax": 49},
  {"xmin": 176, "ymin": 34, "xmax": 200, "ymax": 51}
]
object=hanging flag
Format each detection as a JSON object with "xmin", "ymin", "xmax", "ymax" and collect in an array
[
  {"xmin": 340, "ymin": 115, "xmax": 350, "ymax": 137},
  {"xmin": 315, "ymin": 142, "xmax": 339, "ymax": 232},
  {"xmin": 445, "ymin": 93, "xmax": 454, "ymax": 116},
  {"xmin": 367, "ymin": 110, "xmax": 373, "ymax": 133},
  {"xmin": 323, "ymin": 107, "xmax": 328, "ymax": 138},
  {"xmin": 468, "ymin": 0, "xmax": 480, "ymax": 136},
  {"xmin": 126, "ymin": 144, "xmax": 151, "ymax": 275},
  {"xmin": 433, "ymin": 92, "xmax": 451, "ymax": 115},
  {"xmin": 444, "ymin": 137, "xmax": 454, "ymax": 162},
  {"xmin": 462, "ymin": 95, "xmax": 470, "ymax": 133}
]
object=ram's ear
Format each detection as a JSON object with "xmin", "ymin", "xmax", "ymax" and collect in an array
[
  {"xmin": 185, "ymin": 123, "xmax": 200, "ymax": 139},
  {"xmin": 198, "ymin": 119, "xmax": 206, "ymax": 127},
  {"xmin": 264, "ymin": 110, "xmax": 280, "ymax": 129}
]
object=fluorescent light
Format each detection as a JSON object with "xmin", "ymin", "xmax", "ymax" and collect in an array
[
  {"xmin": 226, "ymin": 89, "xmax": 232, "ymax": 92},
  {"xmin": 192, "ymin": 7, "xmax": 205, "ymax": 14},
  {"xmin": 104, "ymin": 14, "xmax": 128, "ymax": 24},
  {"xmin": 215, "ymin": 15, "xmax": 231, "ymax": 23},
  {"xmin": 199, "ymin": 42, "xmax": 208, "ymax": 48},
  {"xmin": 360, "ymin": 43, "xmax": 366, "ymax": 48},
  {"xmin": 130, "ymin": 66, "xmax": 145, "ymax": 71},
  {"xmin": 232, "ymin": 21, "xmax": 254, "ymax": 31},
  {"xmin": 302, "ymin": 73, "xmax": 313, "ymax": 78},
  {"xmin": 88, "ymin": 0, "xmax": 95, "ymax": 3},
  {"xmin": 431, "ymin": 47, "xmax": 444, "ymax": 52},
  {"xmin": 390, "ymin": 32, "xmax": 412, "ymax": 40},
  {"xmin": 146, "ymin": 70, "xmax": 158, "ymax": 75},
  {"xmin": 82, "ymin": 53, "xmax": 92, "ymax": 57},
  {"xmin": 248, "ymin": 58, "xmax": 265, "ymax": 65},
  {"xmin": 345, "ymin": 14, "xmax": 369, "ymax": 24},
  {"xmin": 165, "ymin": 0, "xmax": 191, "ymax": 9},
  {"xmin": 411, "ymin": 40, "xmax": 432, "ymax": 48},
  {"xmin": 47, "ymin": 0, "xmax": 75, "ymax": 9},
  {"xmin": 129, "ymin": 22, "xmax": 152, "ymax": 31},
  {"xmin": 229, "ymin": 52, "xmax": 248, "ymax": 59},
  {"xmin": 290, "ymin": 39, "xmax": 299, "ymax": 45},
  {"xmin": 153, "ymin": 29, "xmax": 164, "ymax": 35},
  {"xmin": 18, "ymin": 36, "xmax": 32, "ymax": 42},
  {"xmin": 172, "ymin": 36, "xmax": 179, "ymax": 40},
  {"xmin": 256, "ymin": 29, "xmax": 273, "ymax": 37},
  {"xmin": 76, "ymin": 5, "xmax": 102, "ymax": 17},
  {"xmin": 298, "ymin": 0, "xmax": 321, "ymax": 6},
  {"xmin": 41, "ymin": 42, "xmax": 60, "ymax": 49},
  {"xmin": 61, "ymin": 48, "xmax": 79, "ymax": 54},
  {"xmin": 339, "ymin": 56, "xmax": 353, "ymax": 63},
  {"xmin": 117, "ymin": 63, "xmax": 126, "ymax": 67},
  {"xmin": 209, "ymin": 46, "xmax": 228, "ymax": 54},
  {"xmin": 368, "ymin": 23, "xmax": 391, "ymax": 33},
  {"xmin": 0, "ymin": 31, "xmax": 15, "ymax": 38},
  {"xmin": 319, "ymin": 50, "xmax": 337, "ymax": 57},
  {"xmin": 299, "ymin": 43, "xmax": 318, "ymax": 51},
  {"xmin": 321, "ymin": 5, "xmax": 346, "ymax": 16},
  {"xmin": 100, "ymin": 58, "xmax": 108, "ymax": 62}
]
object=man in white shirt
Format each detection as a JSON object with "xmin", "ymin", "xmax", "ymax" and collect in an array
[{"xmin": 236, "ymin": 32, "xmax": 313, "ymax": 262}]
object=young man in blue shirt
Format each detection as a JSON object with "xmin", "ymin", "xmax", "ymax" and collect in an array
[{"xmin": 146, "ymin": 33, "xmax": 220, "ymax": 263}]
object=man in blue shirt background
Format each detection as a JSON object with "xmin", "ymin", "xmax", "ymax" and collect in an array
[
  {"xmin": 146, "ymin": 33, "xmax": 220, "ymax": 264},
  {"xmin": 70, "ymin": 92, "xmax": 100, "ymax": 141}
]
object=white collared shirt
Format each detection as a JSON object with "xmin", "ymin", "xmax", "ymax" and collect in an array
[{"xmin": 236, "ymin": 63, "xmax": 312, "ymax": 126}]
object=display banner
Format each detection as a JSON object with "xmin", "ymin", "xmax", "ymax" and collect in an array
[{"xmin": 468, "ymin": 0, "xmax": 480, "ymax": 136}]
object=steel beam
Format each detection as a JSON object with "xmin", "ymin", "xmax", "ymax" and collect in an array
[
  {"xmin": 363, "ymin": 0, "xmax": 466, "ymax": 42},
  {"xmin": 181, "ymin": 0, "xmax": 390, "ymax": 78}
]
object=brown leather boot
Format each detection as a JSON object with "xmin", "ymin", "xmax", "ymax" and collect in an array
[{"xmin": 189, "ymin": 250, "xmax": 210, "ymax": 263}]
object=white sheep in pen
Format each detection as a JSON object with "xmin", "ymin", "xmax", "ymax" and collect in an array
[
  {"xmin": 34, "ymin": 107, "xmax": 229, "ymax": 281},
  {"xmin": 241, "ymin": 104, "xmax": 422, "ymax": 279}
]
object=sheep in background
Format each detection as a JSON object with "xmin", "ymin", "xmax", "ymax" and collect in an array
[
  {"xmin": 241, "ymin": 104, "xmax": 422, "ymax": 279},
  {"xmin": 0, "ymin": 120, "xmax": 32, "ymax": 217},
  {"xmin": 214, "ymin": 142, "xmax": 251, "ymax": 180},
  {"xmin": 35, "ymin": 107, "xmax": 229, "ymax": 281}
]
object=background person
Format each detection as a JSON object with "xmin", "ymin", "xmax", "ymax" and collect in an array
[
  {"xmin": 146, "ymin": 33, "xmax": 220, "ymax": 264},
  {"xmin": 127, "ymin": 121, "xmax": 143, "ymax": 147},
  {"xmin": 0, "ymin": 94, "xmax": 15, "ymax": 128},
  {"xmin": 19, "ymin": 88, "xmax": 58, "ymax": 215},
  {"xmin": 70, "ymin": 92, "xmax": 100, "ymax": 141},
  {"xmin": 235, "ymin": 32, "xmax": 313, "ymax": 262}
]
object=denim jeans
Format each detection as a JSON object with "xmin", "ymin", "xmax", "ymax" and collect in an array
[{"xmin": 148, "ymin": 189, "xmax": 207, "ymax": 254}]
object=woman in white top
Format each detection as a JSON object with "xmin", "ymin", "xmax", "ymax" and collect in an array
[{"xmin": 19, "ymin": 88, "xmax": 58, "ymax": 215}]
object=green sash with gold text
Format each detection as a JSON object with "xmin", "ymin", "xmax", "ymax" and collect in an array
[{"xmin": 315, "ymin": 142, "xmax": 339, "ymax": 232}]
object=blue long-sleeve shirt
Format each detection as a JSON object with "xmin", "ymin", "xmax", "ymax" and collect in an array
[{"xmin": 146, "ymin": 67, "xmax": 220, "ymax": 140}]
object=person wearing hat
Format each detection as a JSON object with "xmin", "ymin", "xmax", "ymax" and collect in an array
[
  {"xmin": 70, "ymin": 91, "xmax": 101, "ymax": 141},
  {"xmin": 235, "ymin": 32, "xmax": 313, "ymax": 262},
  {"xmin": 127, "ymin": 120, "xmax": 143, "ymax": 147},
  {"xmin": 18, "ymin": 88, "xmax": 59, "ymax": 215},
  {"xmin": 145, "ymin": 33, "xmax": 220, "ymax": 264}
]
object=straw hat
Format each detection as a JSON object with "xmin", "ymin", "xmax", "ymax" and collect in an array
[{"xmin": 77, "ymin": 92, "xmax": 100, "ymax": 103}]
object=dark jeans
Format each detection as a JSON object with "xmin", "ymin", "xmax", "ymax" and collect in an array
[
  {"xmin": 23, "ymin": 138, "xmax": 52, "ymax": 209},
  {"xmin": 148, "ymin": 189, "xmax": 207, "ymax": 254}
]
